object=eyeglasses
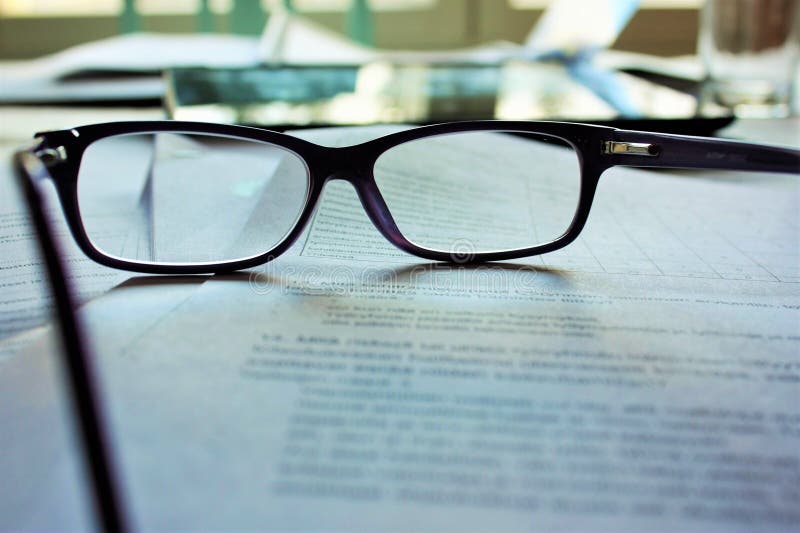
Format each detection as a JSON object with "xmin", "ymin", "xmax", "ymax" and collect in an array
[{"xmin": 14, "ymin": 120, "xmax": 800, "ymax": 274}]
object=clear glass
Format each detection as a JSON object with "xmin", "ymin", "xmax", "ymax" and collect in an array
[
  {"xmin": 373, "ymin": 131, "xmax": 582, "ymax": 254},
  {"xmin": 699, "ymin": 0, "xmax": 800, "ymax": 118},
  {"xmin": 77, "ymin": 132, "xmax": 309, "ymax": 264}
]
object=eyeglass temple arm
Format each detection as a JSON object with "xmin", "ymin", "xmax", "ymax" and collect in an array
[
  {"xmin": 607, "ymin": 129, "xmax": 800, "ymax": 175},
  {"xmin": 12, "ymin": 147, "xmax": 129, "ymax": 533}
]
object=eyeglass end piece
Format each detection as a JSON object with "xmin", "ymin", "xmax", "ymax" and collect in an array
[{"xmin": 603, "ymin": 141, "xmax": 660, "ymax": 157}]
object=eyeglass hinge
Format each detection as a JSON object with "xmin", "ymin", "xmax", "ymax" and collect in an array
[
  {"xmin": 603, "ymin": 141, "xmax": 660, "ymax": 157},
  {"xmin": 34, "ymin": 145, "xmax": 67, "ymax": 167}
]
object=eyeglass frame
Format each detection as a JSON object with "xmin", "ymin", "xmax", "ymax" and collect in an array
[
  {"xmin": 15, "ymin": 120, "xmax": 800, "ymax": 275},
  {"xmin": 13, "ymin": 148, "xmax": 129, "ymax": 530}
]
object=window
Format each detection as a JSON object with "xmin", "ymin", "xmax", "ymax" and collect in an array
[{"xmin": 0, "ymin": 0, "xmax": 436, "ymax": 17}]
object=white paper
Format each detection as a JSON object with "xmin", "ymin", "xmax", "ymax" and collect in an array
[
  {"xmin": 98, "ymin": 262, "xmax": 799, "ymax": 531},
  {"xmin": 0, "ymin": 144, "xmax": 129, "ymax": 349},
  {"xmin": 0, "ymin": 33, "xmax": 261, "ymax": 103},
  {"xmin": 0, "ymin": 280, "xmax": 204, "ymax": 531}
]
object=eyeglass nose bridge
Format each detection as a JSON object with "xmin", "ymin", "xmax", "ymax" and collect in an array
[{"xmin": 319, "ymin": 164, "xmax": 423, "ymax": 258}]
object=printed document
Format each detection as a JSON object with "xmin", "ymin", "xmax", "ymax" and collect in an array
[{"xmin": 0, "ymin": 146, "xmax": 128, "ymax": 347}]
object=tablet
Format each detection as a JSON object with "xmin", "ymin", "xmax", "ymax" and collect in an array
[{"xmin": 165, "ymin": 62, "xmax": 733, "ymax": 135}]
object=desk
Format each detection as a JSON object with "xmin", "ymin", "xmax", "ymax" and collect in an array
[{"xmin": 1, "ymin": 106, "xmax": 799, "ymax": 531}]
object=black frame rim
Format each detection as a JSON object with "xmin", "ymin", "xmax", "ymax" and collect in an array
[{"xmin": 31, "ymin": 119, "xmax": 800, "ymax": 274}]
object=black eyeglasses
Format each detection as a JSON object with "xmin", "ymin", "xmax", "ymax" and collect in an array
[{"xmin": 15, "ymin": 120, "xmax": 800, "ymax": 274}]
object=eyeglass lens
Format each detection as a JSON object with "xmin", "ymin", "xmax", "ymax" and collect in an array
[
  {"xmin": 374, "ymin": 131, "xmax": 581, "ymax": 254},
  {"xmin": 77, "ymin": 132, "xmax": 310, "ymax": 265}
]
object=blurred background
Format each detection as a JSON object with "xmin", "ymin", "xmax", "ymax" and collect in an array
[
  {"xmin": 1, "ymin": 1, "xmax": 797, "ymax": 128},
  {"xmin": 0, "ymin": 0, "xmax": 701, "ymax": 59}
]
